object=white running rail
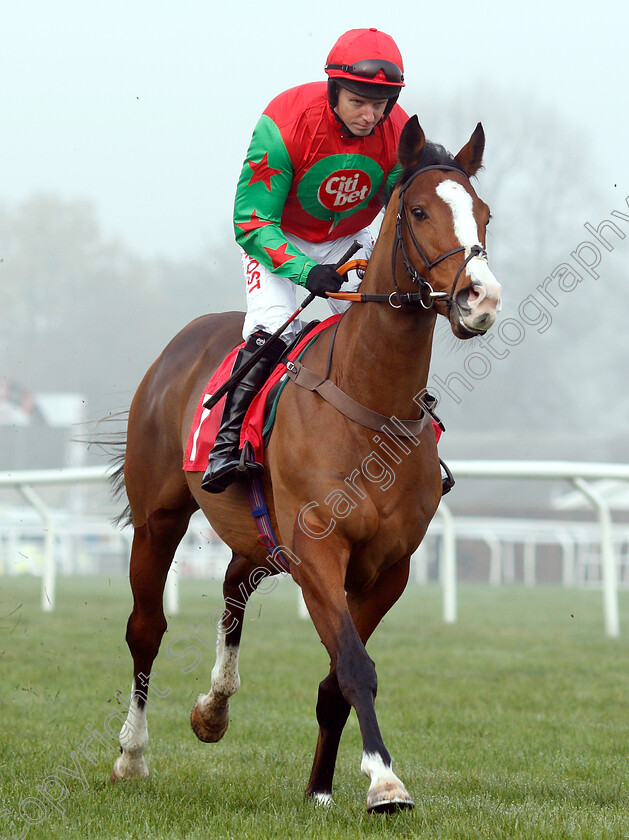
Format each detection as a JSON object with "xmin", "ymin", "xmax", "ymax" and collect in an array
[{"xmin": 2, "ymin": 461, "xmax": 629, "ymax": 637}]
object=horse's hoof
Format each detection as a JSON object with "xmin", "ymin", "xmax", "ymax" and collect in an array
[
  {"xmin": 366, "ymin": 781, "xmax": 415, "ymax": 814},
  {"xmin": 190, "ymin": 699, "xmax": 229, "ymax": 743},
  {"xmin": 111, "ymin": 754, "xmax": 149, "ymax": 781}
]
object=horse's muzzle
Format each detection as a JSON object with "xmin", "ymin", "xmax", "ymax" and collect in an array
[{"xmin": 453, "ymin": 265, "xmax": 502, "ymax": 335}]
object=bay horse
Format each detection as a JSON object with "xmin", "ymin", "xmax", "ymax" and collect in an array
[{"xmin": 111, "ymin": 116, "xmax": 501, "ymax": 812}]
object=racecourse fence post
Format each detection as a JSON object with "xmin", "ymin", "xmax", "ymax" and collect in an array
[
  {"xmin": 437, "ymin": 501, "xmax": 457, "ymax": 623},
  {"xmin": 19, "ymin": 483, "xmax": 57, "ymax": 612},
  {"xmin": 165, "ymin": 566, "xmax": 179, "ymax": 616},
  {"xmin": 572, "ymin": 478, "xmax": 620, "ymax": 639},
  {"xmin": 523, "ymin": 538, "xmax": 536, "ymax": 586}
]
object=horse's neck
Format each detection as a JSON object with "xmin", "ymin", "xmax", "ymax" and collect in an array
[{"xmin": 332, "ymin": 208, "xmax": 436, "ymax": 420}]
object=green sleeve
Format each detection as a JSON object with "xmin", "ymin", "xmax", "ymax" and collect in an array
[
  {"xmin": 233, "ymin": 114, "xmax": 316, "ymax": 287},
  {"xmin": 383, "ymin": 162, "xmax": 404, "ymax": 199}
]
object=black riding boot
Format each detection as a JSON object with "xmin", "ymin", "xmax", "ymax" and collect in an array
[
  {"xmin": 440, "ymin": 458, "xmax": 455, "ymax": 495},
  {"xmin": 201, "ymin": 331, "xmax": 284, "ymax": 494}
]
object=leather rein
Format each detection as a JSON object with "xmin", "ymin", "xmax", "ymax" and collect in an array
[{"xmin": 329, "ymin": 163, "xmax": 487, "ymax": 312}]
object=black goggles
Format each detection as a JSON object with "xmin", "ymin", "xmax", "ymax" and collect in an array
[{"xmin": 326, "ymin": 59, "xmax": 404, "ymax": 84}]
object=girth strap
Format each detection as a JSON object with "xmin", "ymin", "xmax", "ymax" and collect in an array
[{"xmin": 285, "ymin": 359, "xmax": 434, "ymax": 438}]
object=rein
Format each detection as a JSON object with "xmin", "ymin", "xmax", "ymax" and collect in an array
[{"xmin": 330, "ymin": 164, "xmax": 488, "ymax": 312}]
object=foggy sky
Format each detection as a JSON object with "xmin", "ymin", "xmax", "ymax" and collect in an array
[{"xmin": 2, "ymin": 0, "xmax": 626, "ymax": 261}]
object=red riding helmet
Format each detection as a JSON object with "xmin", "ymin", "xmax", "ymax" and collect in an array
[{"xmin": 325, "ymin": 28, "xmax": 405, "ymax": 102}]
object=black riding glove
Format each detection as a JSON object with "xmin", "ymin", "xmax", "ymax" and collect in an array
[{"xmin": 305, "ymin": 263, "xmax": 344, "ymax": 297}]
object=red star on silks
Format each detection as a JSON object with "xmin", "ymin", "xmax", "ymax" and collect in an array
[
  {"xmin": 247, "ymin": 153, "xmax": 282, "ymax": 190},
  {"xmin": 235, "ymin": 209, "xmax": 273, "ymax": 237},
  {"xmin": 264, "ymin": 242, "xmax": 295, "ymax": 269}
]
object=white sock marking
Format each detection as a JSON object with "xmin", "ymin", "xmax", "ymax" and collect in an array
[
  {"xmin": 196, "ymin": 630, "xmax": 241, "ymax": 717},
  {"xmin": 361, "ymin": 751, "xmax": 398, "ymax": 784},
  {"xmin": 210, "ymin": 630, "xmax": 240, "ymax": 696},
  {"xmin": 113, "ymin": 679, "xmax": 150, "ymax": 778}
]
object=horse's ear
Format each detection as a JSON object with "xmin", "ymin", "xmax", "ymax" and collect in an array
[
  {"xmin": 454, "ymin": 122, "xmax": 485, "ymax": 177},
  {"xmin": 398, "ymin": 115, "xmax": 426, "ymax": 169}
]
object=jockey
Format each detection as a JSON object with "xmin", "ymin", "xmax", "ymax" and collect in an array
[{"xmin": 202, "ymin": 28, "xmax": 408, "ymax": 493}]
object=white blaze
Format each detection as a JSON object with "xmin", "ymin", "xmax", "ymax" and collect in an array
[
  {"xmin": 435, "ymin": 179, "xmax": 502, "ymax": 314},
  {"xmin": 436, "ymin": 180, "xmax": 479, "ymax": 250}
]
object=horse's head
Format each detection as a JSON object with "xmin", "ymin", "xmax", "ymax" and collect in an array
[{"xmin": 394, "ymin": 116, "xmax": 502, "ymax": 338}]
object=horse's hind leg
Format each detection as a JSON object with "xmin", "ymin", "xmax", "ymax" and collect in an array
[
  {"xmin": 304, "ymin": 555, "xmax": 413, "ymax": 811},
  {"xmin": 190, "ymin": 551, "xmax": 262, "ymax": 743},
  {"xmin": 112, "ymin": 505, "xmax": 193, "ymax": 781}
]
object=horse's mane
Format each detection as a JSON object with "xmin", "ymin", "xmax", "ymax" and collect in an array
[{"xmin": 397, "ymin": 141, "xmax": 467, "ymax": 186}]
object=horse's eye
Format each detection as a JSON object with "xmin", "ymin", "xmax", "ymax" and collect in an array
[
  {"xmin": 411, "ymin": 207, "xmax": 427, "ymax": 221},
  {"xmin": 486, "ymin": 214, "xmax": 492, "ymax": 225}
]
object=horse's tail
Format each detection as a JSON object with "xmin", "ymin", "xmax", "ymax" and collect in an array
[
  {"xmin": 80, "ymin": 411, "xmax": 132, "ymax": 528},
  {"xmin": 109, "ymin": 445, "xmax": 132, "ymax": 528}
]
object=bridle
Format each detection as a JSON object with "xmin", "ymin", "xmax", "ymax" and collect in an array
[
  {"xmin": 338, "ymin": 164, "xmax": 487, "ymax": 312},
  {"xmin": 386, "ymin": 164, "xmax": 487, "ymax": 311},
  {"xmin": 328, "ymin": 163, "xmax": 490, "ymax": 314}
]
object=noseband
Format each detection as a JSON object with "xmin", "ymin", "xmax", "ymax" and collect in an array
[{"xmin": 390, "ymin": 164, "xmax": 487, "ymax": 312}]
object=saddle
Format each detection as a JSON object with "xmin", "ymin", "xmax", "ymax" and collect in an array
[{"xmin": 183, "ymin": 317, "xmax": 339, "ymax": 471}]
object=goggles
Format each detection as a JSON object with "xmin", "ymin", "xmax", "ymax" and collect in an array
[{"xmin": 325, "ymin": 59, "xmax": 404, "ymax": 84}]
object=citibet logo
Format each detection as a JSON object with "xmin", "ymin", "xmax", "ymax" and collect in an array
[{"xmin": 318, "ymin": 169, "xmax": 372, "ymax": 211}]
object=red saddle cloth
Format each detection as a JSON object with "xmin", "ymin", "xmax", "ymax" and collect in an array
[
  {"xmin": 183, "ymin": 317, "xmax": 341, "ymax": 471},
  {"xmin": 183, "ymin": 314, "xmax": 442, "ymax": 472}
]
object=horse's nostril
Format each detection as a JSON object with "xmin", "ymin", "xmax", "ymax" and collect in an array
[{"xmin": 454, "ymin": 284, "xmax": 476, "ymax": 313}]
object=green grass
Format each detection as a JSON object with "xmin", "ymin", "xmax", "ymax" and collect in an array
[{"xmin": 2, "ymin": 576, "xmax": 629, "ymax": 839}]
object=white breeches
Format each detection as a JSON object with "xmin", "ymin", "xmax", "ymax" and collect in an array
[{"xmin": 241, "ymin": 229, "xmax": 375, "ymax": 343}]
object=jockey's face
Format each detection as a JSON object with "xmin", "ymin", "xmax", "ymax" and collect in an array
[{"xmin": 334, "ymin": 87, "xmax": 388, "ymax": 136}]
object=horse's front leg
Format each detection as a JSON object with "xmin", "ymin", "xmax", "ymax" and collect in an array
[
  {"xmin": 293, "ymin": 532, "xmax": 414, "ymax": 813},
  {"xmin": 306, "ymin": 556, "xmax": 412, "ymax": 808},
  {"xmin": 190, "ymin": 551, "xmax": 263, "ymax": 742}
]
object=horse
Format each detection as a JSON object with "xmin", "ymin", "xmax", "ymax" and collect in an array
[{"xmin": 110, "ymin": 115, "xmax": 502, "ymax": 812}]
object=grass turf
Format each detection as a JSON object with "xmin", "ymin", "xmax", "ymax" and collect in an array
[{"xmin": 1, "ymin": 575, "xmax": 629, "ymax": 839}]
